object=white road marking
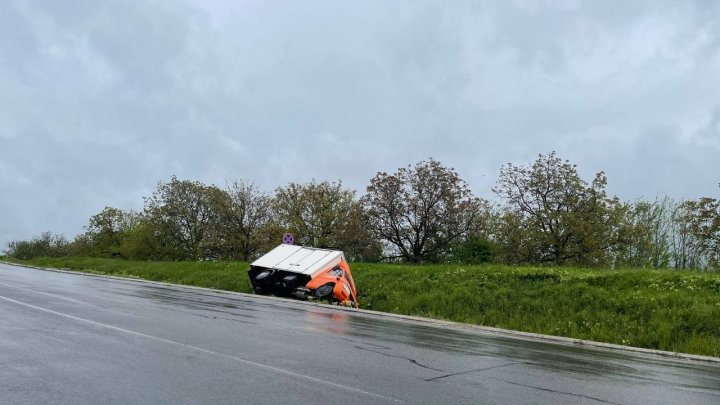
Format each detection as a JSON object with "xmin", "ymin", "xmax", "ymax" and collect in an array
[
  {"xmin": 0, "ymin": 293, "xmax": 401, "ymax": 403},
  {"xmin": 0, "ymin": 281, "xmax": 96, "ymax": 307}
]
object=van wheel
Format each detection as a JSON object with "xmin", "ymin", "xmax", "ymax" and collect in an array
[{"xmin": 315, "ymin": 284, "xmax": 334, "ymax": 299}]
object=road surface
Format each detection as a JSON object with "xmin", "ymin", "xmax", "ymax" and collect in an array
[{"xmin": 1, "ymin": 262, "xmax": 718, "ymax": 404}]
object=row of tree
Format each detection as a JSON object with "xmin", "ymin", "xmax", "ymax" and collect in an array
[{"xmin": 5, "ymin": 153, "xmax": 719, "ymax": 270}]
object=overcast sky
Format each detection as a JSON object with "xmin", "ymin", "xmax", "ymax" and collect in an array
[{"xmin": 1, "ymin": 0, "xmax": 719, "ymax": 248}]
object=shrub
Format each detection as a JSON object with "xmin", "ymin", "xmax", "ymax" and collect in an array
[
  {"xmin": 4, "ymin": 232, "xmax": 71, "ymax": 260},
  {"xmin": 451, "ymin": 237, "xmax": 493, "ymax": 264}
]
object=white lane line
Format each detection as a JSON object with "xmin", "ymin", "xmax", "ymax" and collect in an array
[
  {"xmin": 0, "ymin": 281, "xmax": 97, "ymax": 307},
  {"xmin": 0, "ymin": 294, "xmax": 401, "ymax": 403}
]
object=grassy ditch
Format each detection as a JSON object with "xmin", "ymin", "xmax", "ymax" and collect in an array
[{"xmin": 5, "ymin": 257, "xmax": 720, "ymax": 357}]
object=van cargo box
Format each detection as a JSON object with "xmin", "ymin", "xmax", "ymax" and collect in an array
[{"xmin": 248, "ymin": 244, "xmax": 358, "ymax": 307}]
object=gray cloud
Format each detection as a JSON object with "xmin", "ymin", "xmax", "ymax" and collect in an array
[{"xmin": 1, "ymin": 0, "xmax": 719, "ymax": 248}]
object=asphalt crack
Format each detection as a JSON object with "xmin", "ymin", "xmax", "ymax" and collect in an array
[
  {"xmin": 495, "ymin": 379, "xmax": 623, "ymax": 405},
  {"xmin": 353, "ymin": 345, "xmax": 444, "ymax": 372},
  {"xmin": 425, "ymin": 362, "xmax": 517, "ymax": 381}
]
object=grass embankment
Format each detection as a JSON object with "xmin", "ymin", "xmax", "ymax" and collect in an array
[
  {"xmin": 5, "ymin": 257, "xmax": 720, "ymax": 357},
  {"xmin": 4, "ymin": 257, "xmax": 252, "ymax": 293}
]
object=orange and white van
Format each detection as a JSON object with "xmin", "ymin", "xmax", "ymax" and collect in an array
[{"xmin": 248, "ymin": 244, "xmax": 358, "ymax": 308}]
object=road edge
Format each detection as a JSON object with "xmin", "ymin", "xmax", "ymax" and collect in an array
[{"xmin": 3, "ymin": 260, "xmax": 719, "ymax": 365}]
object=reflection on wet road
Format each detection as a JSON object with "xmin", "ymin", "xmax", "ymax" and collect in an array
[{"xmin": 1, "ymin": 262, "xmax": 718, "ymax": 404}]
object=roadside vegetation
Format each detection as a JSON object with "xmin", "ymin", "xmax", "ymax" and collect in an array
[
  {"xmin": 4, "ymin": 256, "xmax": 719, "ymax": 357},
  {"xmin": 5, "ymin": 256, "xmax": 251, "ymax": 292},
  {"xmin": 5, "ymin": 152, "xmax": 720, "ymax": 270}
]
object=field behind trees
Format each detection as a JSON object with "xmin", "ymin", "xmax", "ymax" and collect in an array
[{"xmin": 4, "ymin": 256, "xmax": 719, "ymax": 358}]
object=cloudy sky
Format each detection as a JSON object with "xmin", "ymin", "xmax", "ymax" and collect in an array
[{"xmin": 1, "ymin": 0, "xmax": 719, "ymax": 248}]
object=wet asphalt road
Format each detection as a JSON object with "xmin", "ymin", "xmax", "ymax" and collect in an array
[{"xmin": 1, "ymin": 263, "xmax": 718, "ymax": 405}]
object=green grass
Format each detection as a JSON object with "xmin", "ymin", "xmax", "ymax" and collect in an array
[
  {"xmin": 355, "ymin": 263, "xmax": 720, "ymax": 357},
  {"xmin": 5, "ymin": 257, "xmax": 253, "ymax": 293},
  {"xmin": 5, "ymin": 257, "xmax": 720, "ymax": 357}
]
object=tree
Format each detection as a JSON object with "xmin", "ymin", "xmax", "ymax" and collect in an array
[
  {"xmin": 674, "ymin": 197, "xmax": 720, "ymax": 270},
  {"xmin": 273, "ymin": 180, "xmax": 381, "ymax": 261},
  {"xmin": 690, "ymin": 197, "xmax": 720, "ymax": 269},
  {"xmin": 613, "ymin": 197, "xmax": 673, "ymax": 269},
  {"xmin": 222, "ymin": 179, "xmax": 276, "ymax": 261},
  {"xmin": 361, "ymin": 159, "xmax": 486, "ymax": 262},
  {"xmin": 79, "ymin": 207, "xmax": 141, "ymax": 257},
  {"xmin": 143, "ymin": 176, "xmax": 230, "ymax": 260},
  {"xmin": 333, "ymin": 199, "xmax": 383, "ymax": 262},
  {"xmin": 118, "ymin": 216, "xmax": 163, "ymax": 260},
  {"xmin": 671, "ymin": 201, "xmax": 698, "ymax": 269},
  {"xmin": 493, "ymin": 152, "xmax": 625, "ymax": 266}
]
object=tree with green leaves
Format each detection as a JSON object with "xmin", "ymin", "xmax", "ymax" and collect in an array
[
  {"xmin": 143, "ymin": 176, "xmax": 230, "ymax": 260},
  {"xmin": 273, "ymin": 180, "xmax": 381, "ymax": 261},
  {"xmin": 691, "ymin": 197, "xmax": 720, "ymax": 269},
  {"xmin": 675, "ymin": 197, "xmax": 720, "ymax": 270},
  {"xmin": 613, "ymin": 197, "xmax": 673, "ymax": 269},
  {"xmin": 362, "ymin": 159, "xmax": 487, "ymax": 262},
  {"xmin": 222, "ymin": 179, "xmax": 276, "ymax": 261},
  {"xmin": 493, "ymin": 152, "xmax": 626, "ymax": 266},
  {"xmin": 78, "ymin": 206, "xmax": 141, "ymax": 257}
]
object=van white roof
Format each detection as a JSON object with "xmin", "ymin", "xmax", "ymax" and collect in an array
[{"xmin": 251, "ymin": 244, "xmax": 345, "ymax": 276}]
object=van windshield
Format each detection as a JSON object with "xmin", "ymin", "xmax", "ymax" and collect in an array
[{"xmin": 329, "ymin": 267, "xmax": 343, "ymax": 277}]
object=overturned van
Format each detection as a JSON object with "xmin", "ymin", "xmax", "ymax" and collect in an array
[{"xmin": 248, "ymin": 244, "xmax": 358, "ymax": 308}]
